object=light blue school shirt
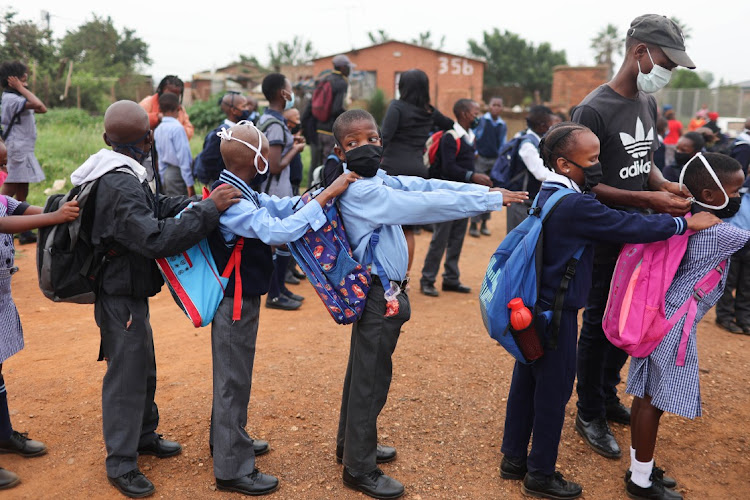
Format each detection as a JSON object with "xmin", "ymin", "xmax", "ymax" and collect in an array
[
  {"xmin": 217, "ymin": 170, "xmax": 326, "ymax": 246},
  {"xmin": 154, "ymin": 116, "xmax": 194, "ymax": 187},
  {"xmin": 337, "ymin": 167, "xmax": 505, "ymax": 282}
]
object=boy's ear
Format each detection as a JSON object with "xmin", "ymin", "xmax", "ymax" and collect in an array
[
  {"xmin": 334, "ymin": 144, "xmax": 346, "ymax": 162},
  {"xmin": 103, "ymin": 133, "xmax": 111, "ymax": 147},
  {"xmin": 701, "ymin": 188, "xmax": 717, "ymax": 204}
]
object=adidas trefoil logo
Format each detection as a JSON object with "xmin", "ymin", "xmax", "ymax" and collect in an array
[{"xmin": 618, "ymin": 117, "xmax": 653, "ymax": 179}]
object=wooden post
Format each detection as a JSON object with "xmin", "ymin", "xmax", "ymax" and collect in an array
[
  {"xmin": 31, "ymin": 59, "xmax": 37, "ymax": 93},
  {"xmin": 62, "ymin": 60, "xmax": 73, "ymax": 101}
]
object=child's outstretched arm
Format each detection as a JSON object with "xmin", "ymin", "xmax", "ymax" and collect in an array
[
  {"xmin": 0, "ymin": 201, "xmax": 78, "ymax": 234},
  {"xmin": 7, "ymin": 76, "xmax": 46, "ymax": 113},
  {"xmin": 491, "ymin": 187, "xmax": 529, "ymax": 206}
]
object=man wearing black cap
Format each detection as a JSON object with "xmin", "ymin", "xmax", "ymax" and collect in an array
[
  {"xmin": 570, "ymin": 14, "xmax": 694, "ymax": 497},
  {"xmin": 312, "ymin": 54, "xmax": 353, "ymax": 162}
]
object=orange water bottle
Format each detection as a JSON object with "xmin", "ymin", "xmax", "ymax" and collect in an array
[{"xmin": 507, "ymin": 298, "xmax": 544, "ymax": 361}]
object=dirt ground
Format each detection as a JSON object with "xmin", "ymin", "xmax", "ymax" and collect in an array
[{"xmin": 2, "ymin": 214, "xmax": 749, "ymax": 500}]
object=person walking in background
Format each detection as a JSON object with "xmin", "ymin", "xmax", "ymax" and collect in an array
[
  {"xmin": 469, "ymin": 97, "xmax": 506, "ymax": 237},
  {"xmin": 663, "ymin": 107, "xmax": 682, "ymax": 166},
  {"xmin": 380, "ymin": 69, "xmax": 454, "ymax": 274},
  {"xmin": 0, "ymin": 61, "xmax": 47, "ymax": 245},
  {"xmin": 153, "ymin": 93, "xmax": 194, "ymax": 197},
  {"xmin": 313, "ymin": 55, "xmax": 352, "ymax": 159},
  {"xmin": 138, "ymin": 75, "xmax": 193, "ymax": 140}
]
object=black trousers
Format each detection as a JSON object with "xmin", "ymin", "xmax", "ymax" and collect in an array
[
  {"xmin": 501, "ymin": 311, "xmax": 578, "ymax": 476},
  {"xmin": 96, "ymin": 294, "xmax": 159, "ymax": 478},
  {"xmin": 576, "ymin": 243, "xmax": 628, "ymax": 420},
  {"xmin": 336, "ymin": 282, "xmax": 411, "ymax": 473},
  {"xmin": 716, "ymin": 252, "xmax": 750, "ymax": 326}
]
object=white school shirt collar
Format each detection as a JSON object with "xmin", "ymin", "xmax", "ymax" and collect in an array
[
  {"xmin": 543, "ymin": 170, "xmax": 582, "ymax": 193},
  {"xmin": 452, "ymin": 122, "xmax": 475, "ymax": 144}
]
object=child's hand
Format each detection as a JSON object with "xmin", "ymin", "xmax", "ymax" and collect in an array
[
  {"xmin": 6, "ymin": 76, "xmax": 24, "ymax": 92},
  {"xmin": 649, "ymin": 191, "xmax": 692, "ymax": 216},
  {"xmin": 207, "ymin": 184, "xmax": 243, "ymax": 212},
  {"xmin": 55, "ymin": 200, "xmax": 80, "ymax": 222},
  {"xmin": 325, "ymin": 172, "xmax": 361, "ymax": 197},
  {"xmin": 470, "ymin": 173, "xmax": 492, "ymax": 187},
  {"xmin": 492, "ymin": 188, "xmax": 529, "ymax": 206},
  {"xmin": 686, "ymin": 212, "xmax": 721, "ymax": 231}
]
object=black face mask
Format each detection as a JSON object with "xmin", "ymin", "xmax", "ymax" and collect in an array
[
  {"xmin": 715, "ymin": 196, "xmax": 742, "ymax": 219},
  {"xmin": 110, "ymin": 131, "xmax": 151, "ymax": 165},
  {"xmin": 345, "ymin": 144, "xmax": 382, "ymax": 177},
  {"xmin": 238, "ymin": 109, "xmax": 252, "ymax": 122},
  {"xmin": 674, "ymin": 152, "xmax": 693, "ymax": 166},
  {"xmin": 564, "ymin": 158, "xmax": 603, "ymax": 192},
  {"xmin": 290, "ymin": 123, "xmax": 302, "ymax": 135}
]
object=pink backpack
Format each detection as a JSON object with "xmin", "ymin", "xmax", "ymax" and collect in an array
[{"xmin": 603, "ymin": 229, "xmax": 727, "ymax": 365}]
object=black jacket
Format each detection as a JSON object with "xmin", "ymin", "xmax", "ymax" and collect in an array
[
  {"xmin": 91, "ymin": 171, "xmax": 220, "ymax": 297},
  {"xmin": 315, "ymin": 72, "xmax": 349, "ymax": 133},
  {"xmin": 380, "ymin": 100, "xmax": 454, "ymax": 177}
]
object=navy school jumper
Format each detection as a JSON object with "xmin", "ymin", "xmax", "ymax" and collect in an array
[{"xmin": 501, "ymin": 180, "xmax": 687, "ymax": 477}]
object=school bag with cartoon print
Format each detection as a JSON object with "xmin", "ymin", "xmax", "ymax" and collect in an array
[
  {"xmin": 155, "ymin": 187, "xmax": 244, "ymax": 328},
  {"xmin": 602, "ymin": 224, "xmax": 726, "ymax": 365},
  {"xmin": 480, "ymin": 185, "xmax": 583, "ymax": 363},
  {"xmin": 287, "ymin": 189, "xmax": 379, "ymax": 325}
]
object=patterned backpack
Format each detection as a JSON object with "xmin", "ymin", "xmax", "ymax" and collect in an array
[{"xmin": 287, "ymin": 190, "xmax": 376, "ymax": 324}]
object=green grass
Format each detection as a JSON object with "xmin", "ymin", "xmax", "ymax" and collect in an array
[{"xmin": 24, "ymin": 109, "xmax": 314, "ymax": 207}]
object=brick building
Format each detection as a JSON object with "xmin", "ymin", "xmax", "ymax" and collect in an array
[
  {"xmin": 550, "ymin": 65, "xmax": 608, "ymax": 113},
  {"xmin": 311, "ymin": 41, "xmax": 485, "ymax": 116},
  {"xmin": 191, "ymin": 61, "xmax": 266, "ymax": 102}
]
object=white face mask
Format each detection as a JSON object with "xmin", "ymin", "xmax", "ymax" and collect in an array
[
  {"xmin": 636, "ymin": 48, "xmax": 672, "ymax": 94},
  {"xmin": 678, "ymin": 152, "xmax": 729, "ymax": 210},
  {"xmin": 216, "ymin": 120, "xmax": 269, "ymax": 175}
]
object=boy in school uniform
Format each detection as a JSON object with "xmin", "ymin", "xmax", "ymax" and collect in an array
[
  {"xmin": 153, "ymin": 92, "xmax": 195, "ymax": 197},
  {"xmin": 332, "ymin": 109, "xmax": 527, "ymax": 499},
  {"xmin": 71, "ymin": 100, "xmax": 242, "ymax": 498},
  {"xmin": 207, "ymin": 122, "xmax": 358, "ymax": 496},
  {"xmin": 571, "ymin": 14, "xmax": 696, "ymax": 459},
  {"xmin": 419, "ymin": 99, "xmax": 492, "ymax": 297},
  {"xmin": 469, "ymin": 97, "xmax": 506, "ymax": 237}
]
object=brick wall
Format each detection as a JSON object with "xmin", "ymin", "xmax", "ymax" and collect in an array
[
  {"xmin": 312, "ymin": 41, "xmax": 485, "ymax": 119},
  {"xmin": 550, "ymin": 65, "xmax": 608, "ymax": 112}
]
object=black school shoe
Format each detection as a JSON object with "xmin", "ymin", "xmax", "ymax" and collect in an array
[
  {"xmin": 343, "ymin": 467, "xmax": 404, "ymax": 499},
  {"xmin": 336, "ymin": 444, "xmax": 396, "ymax": 464},
  {"xmin": 137, "ymin": 435, "xmax": 181, "ymax": 458},
  {"xmin": 0, "ymin": 468, "xmax": 19, "ymax": 490},
  {"xmin": 108, "ymin": 469, "xmax": 155, "ymax": 498},
  {"xmin": 574, "ymin": 413, "xmax": 621, "ymax": 459},
  {"xmin": 442, "ymin": 282, "xmax": 471, "ymax": 293},
  {"xmin": 0, "ymin": 431, "xmax": 47, "ymax": 457},
  {"xmin": 17, "ymin": 231, "xmax": 36, "ymax": 245},
  {"xmin": 715, "ymin": 318, "xmax": 744, "ymax": 334},
  {"xmin": 522, "ymin": 471, "xmax": 582, "ymax": 499},
  {"xmin": 420, "ymin": 284, "xmax": 439, "ymax": 297},
  {"xmin": 216, "ymin": 469, "xmax": 279, "ymax": 496},
  {"xmin": 265, "ymin": 295, "xmax": 301, "ymax": 310},
  {"xmin": 500, "ymin": 455, "xmax": 528, "ymax": 480},
  {"xmin": 281, "ymin": 288, "xmax": 305, "ymax": 302},
  {"xmin": 284, "ymin": 269, "xmax": 301, "ymax": 285},
  {"xmin": 606, "ymin": 401, "xmax": 632, "ymax": 425},
  {"xmin": 626, "ymin": 477, "xmax": 683, "ymax": 499},
  {"xmin": 625, "ymin": 466, "xmax": 677, "ymax": 489}
]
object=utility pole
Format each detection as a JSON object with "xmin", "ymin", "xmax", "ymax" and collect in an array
[{"xmin": 40, "ymin": 10, "xmax": 51, "ymax": 32}]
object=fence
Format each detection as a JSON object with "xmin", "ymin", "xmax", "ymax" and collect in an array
[{"xmin": 655, "ymin": 87, "xmax": 750, "ymax": 121}]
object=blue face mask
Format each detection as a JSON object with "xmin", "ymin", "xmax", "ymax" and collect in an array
[
  {"xmin": 110, "ymin": 130, "xmax": 151, "ymax": 164},
  {"xmin": 284, "ymin": 90, "xmax": 295, "ymax": 111}
]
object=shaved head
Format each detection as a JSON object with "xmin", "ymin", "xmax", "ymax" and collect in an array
[
  {"xmin": 104, "ymin": 100, "xmax": 150, "ymax": 143},
  {"xmin": 221, "ymin": 93, "xmax": 246, "ymax": 111},
  {"xmin": 220, "ymin": 123, "xmax": 269, "ymax": 179},
  {"xmin": 745, "ymin": 118, "xmax": 750, "ymax": 130}
]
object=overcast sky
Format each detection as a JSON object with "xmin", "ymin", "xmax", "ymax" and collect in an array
[{"xmin": 11, "ymin": 0, "xmax": 749, "ymax": 87}]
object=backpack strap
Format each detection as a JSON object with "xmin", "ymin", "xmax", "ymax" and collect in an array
[
  {"xmin": 547, "ymin": 245, "xmax": 585, "ymax": 349},
  {"xmin": 220, "ymin": 237, "xmax": 245, "ymax": 321},
  {"xmin": 670, "ymin": 260, "xmax": 727, "ymax": 366},
  {"xmin": 1, "ymin": 105, "xmax": 25, "ymax": 141},
  {"xmin": 367, "ymin": 227, "xmax": 389, "ymax": 283}
]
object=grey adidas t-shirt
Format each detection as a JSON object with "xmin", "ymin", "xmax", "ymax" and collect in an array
[{"xmin": 572, "ymin": 84, "xmax": 658, "ymax": 196}]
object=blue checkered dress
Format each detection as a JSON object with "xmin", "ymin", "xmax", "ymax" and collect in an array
[
  {"xmin": 627, "ymin": 223, "xmax": 750, "ymax": 419},
  {"xmin": 0, "ymin": 195, "xmax": 24, "ymax": 363}
]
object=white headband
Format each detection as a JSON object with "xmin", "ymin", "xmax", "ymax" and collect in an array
[
  {"xmin": 678, "ymin": 152, "xmax": 728, "ymax": 210},
  {"xmin": 216, "ymin": 120, "xmax": 269, "ymax": 175}
]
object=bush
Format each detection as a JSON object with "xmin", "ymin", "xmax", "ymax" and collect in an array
[
  {"xmin": 368, "ymin": 89, "xmax": 388, "ymax": 125},
  {"xmin": 186, "ymin": 95, "xmax": 225, "ymax": 135}
]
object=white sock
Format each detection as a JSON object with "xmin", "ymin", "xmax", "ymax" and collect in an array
[
  {"xmin": 630, "ymin": 456, "xmax": 654, "ymax": 488},
  {"xmin": 629, "ymin": 447, "xmax": 636, "ymax": 472}
]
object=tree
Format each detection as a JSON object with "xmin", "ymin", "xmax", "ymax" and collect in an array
[
  {"xmin": 669, "ymin": 17, "xmax": 692, "ymax": 40},
  {"xmin": 590, "ymin": 24, "xmax": 622, "ymax": 79},
  {"xmin": 669, "ymin": 69, "xmax": 708, "ymax": 89},
  {"xmin": 0, "ymin": 10, "xmax": 55, "ymax": 70},
  {"xmin": 367, "ymin": 30, "xmax": 392, "ymax": 45},
  {"xmin": 410, "ymin": 31, "xmax": 445, "ymax": 50},
  {"xmin": 468, "ymin": 29, "xmax": 567, "ymax": 101},
  {"xmin": 268, "ymin": 36, "xmax": 318, "ymax": 68}
]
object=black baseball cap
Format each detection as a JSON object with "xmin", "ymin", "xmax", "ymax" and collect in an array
[{"xmin": 628, "ymin": 14, "xmax": 696, "ymax": 69}]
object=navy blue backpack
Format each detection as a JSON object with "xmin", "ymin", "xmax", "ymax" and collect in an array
[
  {"xmin": 479, "ymin": 185, "xmax": 583, "ymax": 363},
  {"xmin": 490, "ymin": 133, "xmax": 540, "ymax": 191}
]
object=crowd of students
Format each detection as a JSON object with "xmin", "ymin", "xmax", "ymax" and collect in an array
[{"xmin": 0, "ymin": 11, "xmax": 749, "ymax": 500}]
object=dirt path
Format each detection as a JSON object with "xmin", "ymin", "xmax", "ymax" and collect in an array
[{"xmin": 3, "ymin": 215, "xmax": 749, "ymax": 499}]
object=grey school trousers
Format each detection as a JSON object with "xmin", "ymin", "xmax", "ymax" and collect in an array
[
  {"xmin": 471, "ymin": 156, "xmax": 496, "ymax": 224},
  {"xmin": 95, "ymin": 294, "xmax": 160, "ymax": 478},
  {"xmin": 209, "ymin": 295, "xmax": 261, "ymax": 480},
  {"xmin": 160, "ymin": 164, "xmax": 188, "ymax": 197},
  {"xmin": 336, "ymin": 282, "xmax": 411, "ymax": 473},
  {"xmin": 420, "ymin": 218, "xmax": 469, "ymax": 288}
]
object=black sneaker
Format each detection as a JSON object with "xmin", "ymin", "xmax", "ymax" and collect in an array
[
  {"xmin": 606, "ymin": 401, "xmax": 632, "ymax": 425},
  {"xmin": 625, "ymin": 466, "xmax": 677, "ymax": 489},
  {"xmin": 626, "ymin": 477, "xmax": 683, "ymax": 499},
  {"xmin": 500, "ymin": 455, "xmax": 527, "ymax": 480},
  {"xmin": 522, "ymin": 471, "xmax": 582, "ymax": 499}
]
